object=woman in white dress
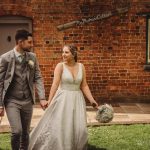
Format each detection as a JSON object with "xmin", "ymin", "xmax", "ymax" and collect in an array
[{"xmin": 28, "ymin": 44, "xmax": 98, "ymax": 150}]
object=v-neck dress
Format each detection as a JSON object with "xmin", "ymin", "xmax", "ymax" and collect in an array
[{"xmin": 28, "ymin": 63, "xmax": 87, "ymax": 150}]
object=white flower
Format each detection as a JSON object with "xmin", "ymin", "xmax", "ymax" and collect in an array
[
  {"xmin": 28, "ymin": 60, "xmax": 34, "ymax": 69},
  {"xmin": 96, "ymin": 104, "xmax": 114, "ymax": 123}
]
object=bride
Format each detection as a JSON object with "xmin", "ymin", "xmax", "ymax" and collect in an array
[{"xmin": 28, "ymin": 44, "xmax": 98, "ymax": 150}]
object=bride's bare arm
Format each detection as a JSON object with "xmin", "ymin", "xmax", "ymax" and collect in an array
[
  {"xmin": 48, "ymin": 63, "xmax": 63, "ymax": 105},
  {"xmin": 80, "ymin": 64, "xmax": 98, "ymax": 108}
]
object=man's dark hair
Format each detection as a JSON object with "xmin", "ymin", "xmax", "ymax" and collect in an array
[{"xmin": 15, "ymin": 29, "xmax": 32, "ymax": 43}]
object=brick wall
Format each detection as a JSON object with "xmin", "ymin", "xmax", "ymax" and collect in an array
[{"xmin": 0, "ymin": 0, "xmax": 150, "ymax": 103}]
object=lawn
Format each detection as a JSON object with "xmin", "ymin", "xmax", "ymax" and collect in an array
[
  {"xmin": 0, "ymin": 133, "xmax": 10, "ymax": 150},
  {"xmin": 0, "ymin": 124, "xmax": 150, "ymax": 150},
  {"xmin": 88, "ymin": 124, "xmax": 150, "ymax": 150}
]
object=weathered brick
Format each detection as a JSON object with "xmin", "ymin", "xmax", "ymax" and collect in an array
[{"xmin": 0, "ymin": 0, "xmax": 150, "ymax": 103}]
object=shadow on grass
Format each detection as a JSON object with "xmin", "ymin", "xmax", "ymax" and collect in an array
[{"xmin": 88, "ymin": 144, "xmax": 107, "ymax": 150}]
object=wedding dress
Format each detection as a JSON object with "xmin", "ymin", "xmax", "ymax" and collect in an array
[{"xmin": 28, "ymin": 63, "xmax": 87, "ymax": 150}]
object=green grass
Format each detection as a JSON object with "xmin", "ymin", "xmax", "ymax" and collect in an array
[
  {"xmin": 0, "ymin": 124, "xmax": 150, "ymax": 150},
  {"xmin": 88, "ymin": 124, "xmax": 150, "ymax": 150},
  {"xmin": 0, "ymin": 133, "xmax": 11, "ymax": 150}
]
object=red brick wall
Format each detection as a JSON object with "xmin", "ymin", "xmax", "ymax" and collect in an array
[{"xmin": 1, "ymin": 0, "xmax": 150, "ymax": 103}]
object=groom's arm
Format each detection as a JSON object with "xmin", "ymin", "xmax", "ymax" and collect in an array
[
  {"xmin": 33, "ymin": 56, "xmax": 46, "ymax": 100},
  {"xmin": 0, "ymin": 56, "xmax": 7, "ymax": 116},
  {"xmin": 33, "ymin": 55, "xmax": 48, "ymax": 109},
  {"xmin": 0, "ymin": 56, "xmax": 7, "ymax": 108}
]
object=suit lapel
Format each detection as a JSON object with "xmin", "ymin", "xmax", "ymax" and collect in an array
[
  {"xmin": 26, "ymin": 53, "xmax": 30, "ymax": 81},
  {"xmin": 10, "ymin": 50, "xmax": 15, "ymax": 78}
]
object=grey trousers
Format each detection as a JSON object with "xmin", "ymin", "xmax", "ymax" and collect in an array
[{"xmin": 5, "ymin": 100, "xmax": 33, "ymax": 150}]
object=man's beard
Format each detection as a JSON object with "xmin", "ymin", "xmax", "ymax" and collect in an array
[{"xmin": 23, "ymin": 48, "xmax": 31, "ymax": 52}]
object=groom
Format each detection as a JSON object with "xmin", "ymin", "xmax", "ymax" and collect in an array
[{"xmin": 0, "ymin": 29, "xmax": 48, "ymax": 150}]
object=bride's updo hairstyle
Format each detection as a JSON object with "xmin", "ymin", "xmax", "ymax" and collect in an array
[{"xmin": 65, "ymin": 44, "xmax": 78, "ymax": 62}]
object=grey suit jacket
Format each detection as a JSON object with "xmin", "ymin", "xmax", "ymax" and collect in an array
[{"xmin": 0, "ymin": 50, "xmax": 46, "ymax": 107}]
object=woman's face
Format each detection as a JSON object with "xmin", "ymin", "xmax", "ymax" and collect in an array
[{"xmin": 62, "ymin": 46, "xmax": 74, "ymax": 62}]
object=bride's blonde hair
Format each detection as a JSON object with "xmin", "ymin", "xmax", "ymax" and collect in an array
[{"xmin": 65, "ymin": 44, "xmax": 78, "ymax": 62}]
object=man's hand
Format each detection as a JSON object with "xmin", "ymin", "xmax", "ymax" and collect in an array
[
  {"xmin": 40, "ymin": 100, "xmax": 48, "ymax": 110},
  {"xmin": 0, "ymin": 108, "xmax": 4, "ymax": 117}
]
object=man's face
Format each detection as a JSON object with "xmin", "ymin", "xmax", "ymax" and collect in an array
[{"xmin": 20, "ymin": 36, "xmax": 33, "ymax": 52}]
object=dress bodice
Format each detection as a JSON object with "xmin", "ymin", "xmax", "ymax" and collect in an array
[{"xmin": 58, "ymin": 63, "xmax": 83, "ymax": 91}]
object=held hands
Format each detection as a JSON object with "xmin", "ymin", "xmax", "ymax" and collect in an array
[
  {"xmin": 0, "ymin": 108, "xmax": 4, "ymax": 117},
  {"xmin": 40, "ymin": 100, "xmax": 48, "ymax": 110}
]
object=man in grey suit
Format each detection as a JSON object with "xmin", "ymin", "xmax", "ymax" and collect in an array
[{"xmin": 0, "ymin": 29, "xmax": 48, "ymax": 150}]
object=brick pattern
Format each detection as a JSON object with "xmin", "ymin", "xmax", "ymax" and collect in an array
[{"xmin": 0, "ymin": 0, "xmax": 150, "ymax": 103}]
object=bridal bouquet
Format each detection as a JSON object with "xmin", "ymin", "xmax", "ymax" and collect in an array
[{"xmin": 96, "ymin": 104, "xmax": 114, "ymax": 123}]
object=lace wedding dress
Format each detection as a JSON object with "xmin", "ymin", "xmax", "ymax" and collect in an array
[{"xmin": 28, "ymin": 63, "xmax": 87, "ymax": 150}]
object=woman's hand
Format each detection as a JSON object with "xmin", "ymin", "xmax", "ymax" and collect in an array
[
  {"xmin": 0, "ymin": 108, "xmax": 4, "ymax": 117},
  {"xmin": 40, "ymin": 100, "xmax": 48, "ymax": 110},
  {"xmin": 91, "ymin": 101, "xmax": 99, "ymax": 109},
  {"xmin": 47, "ymin": 100, "xmax": 52, "ymax": 106}
]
